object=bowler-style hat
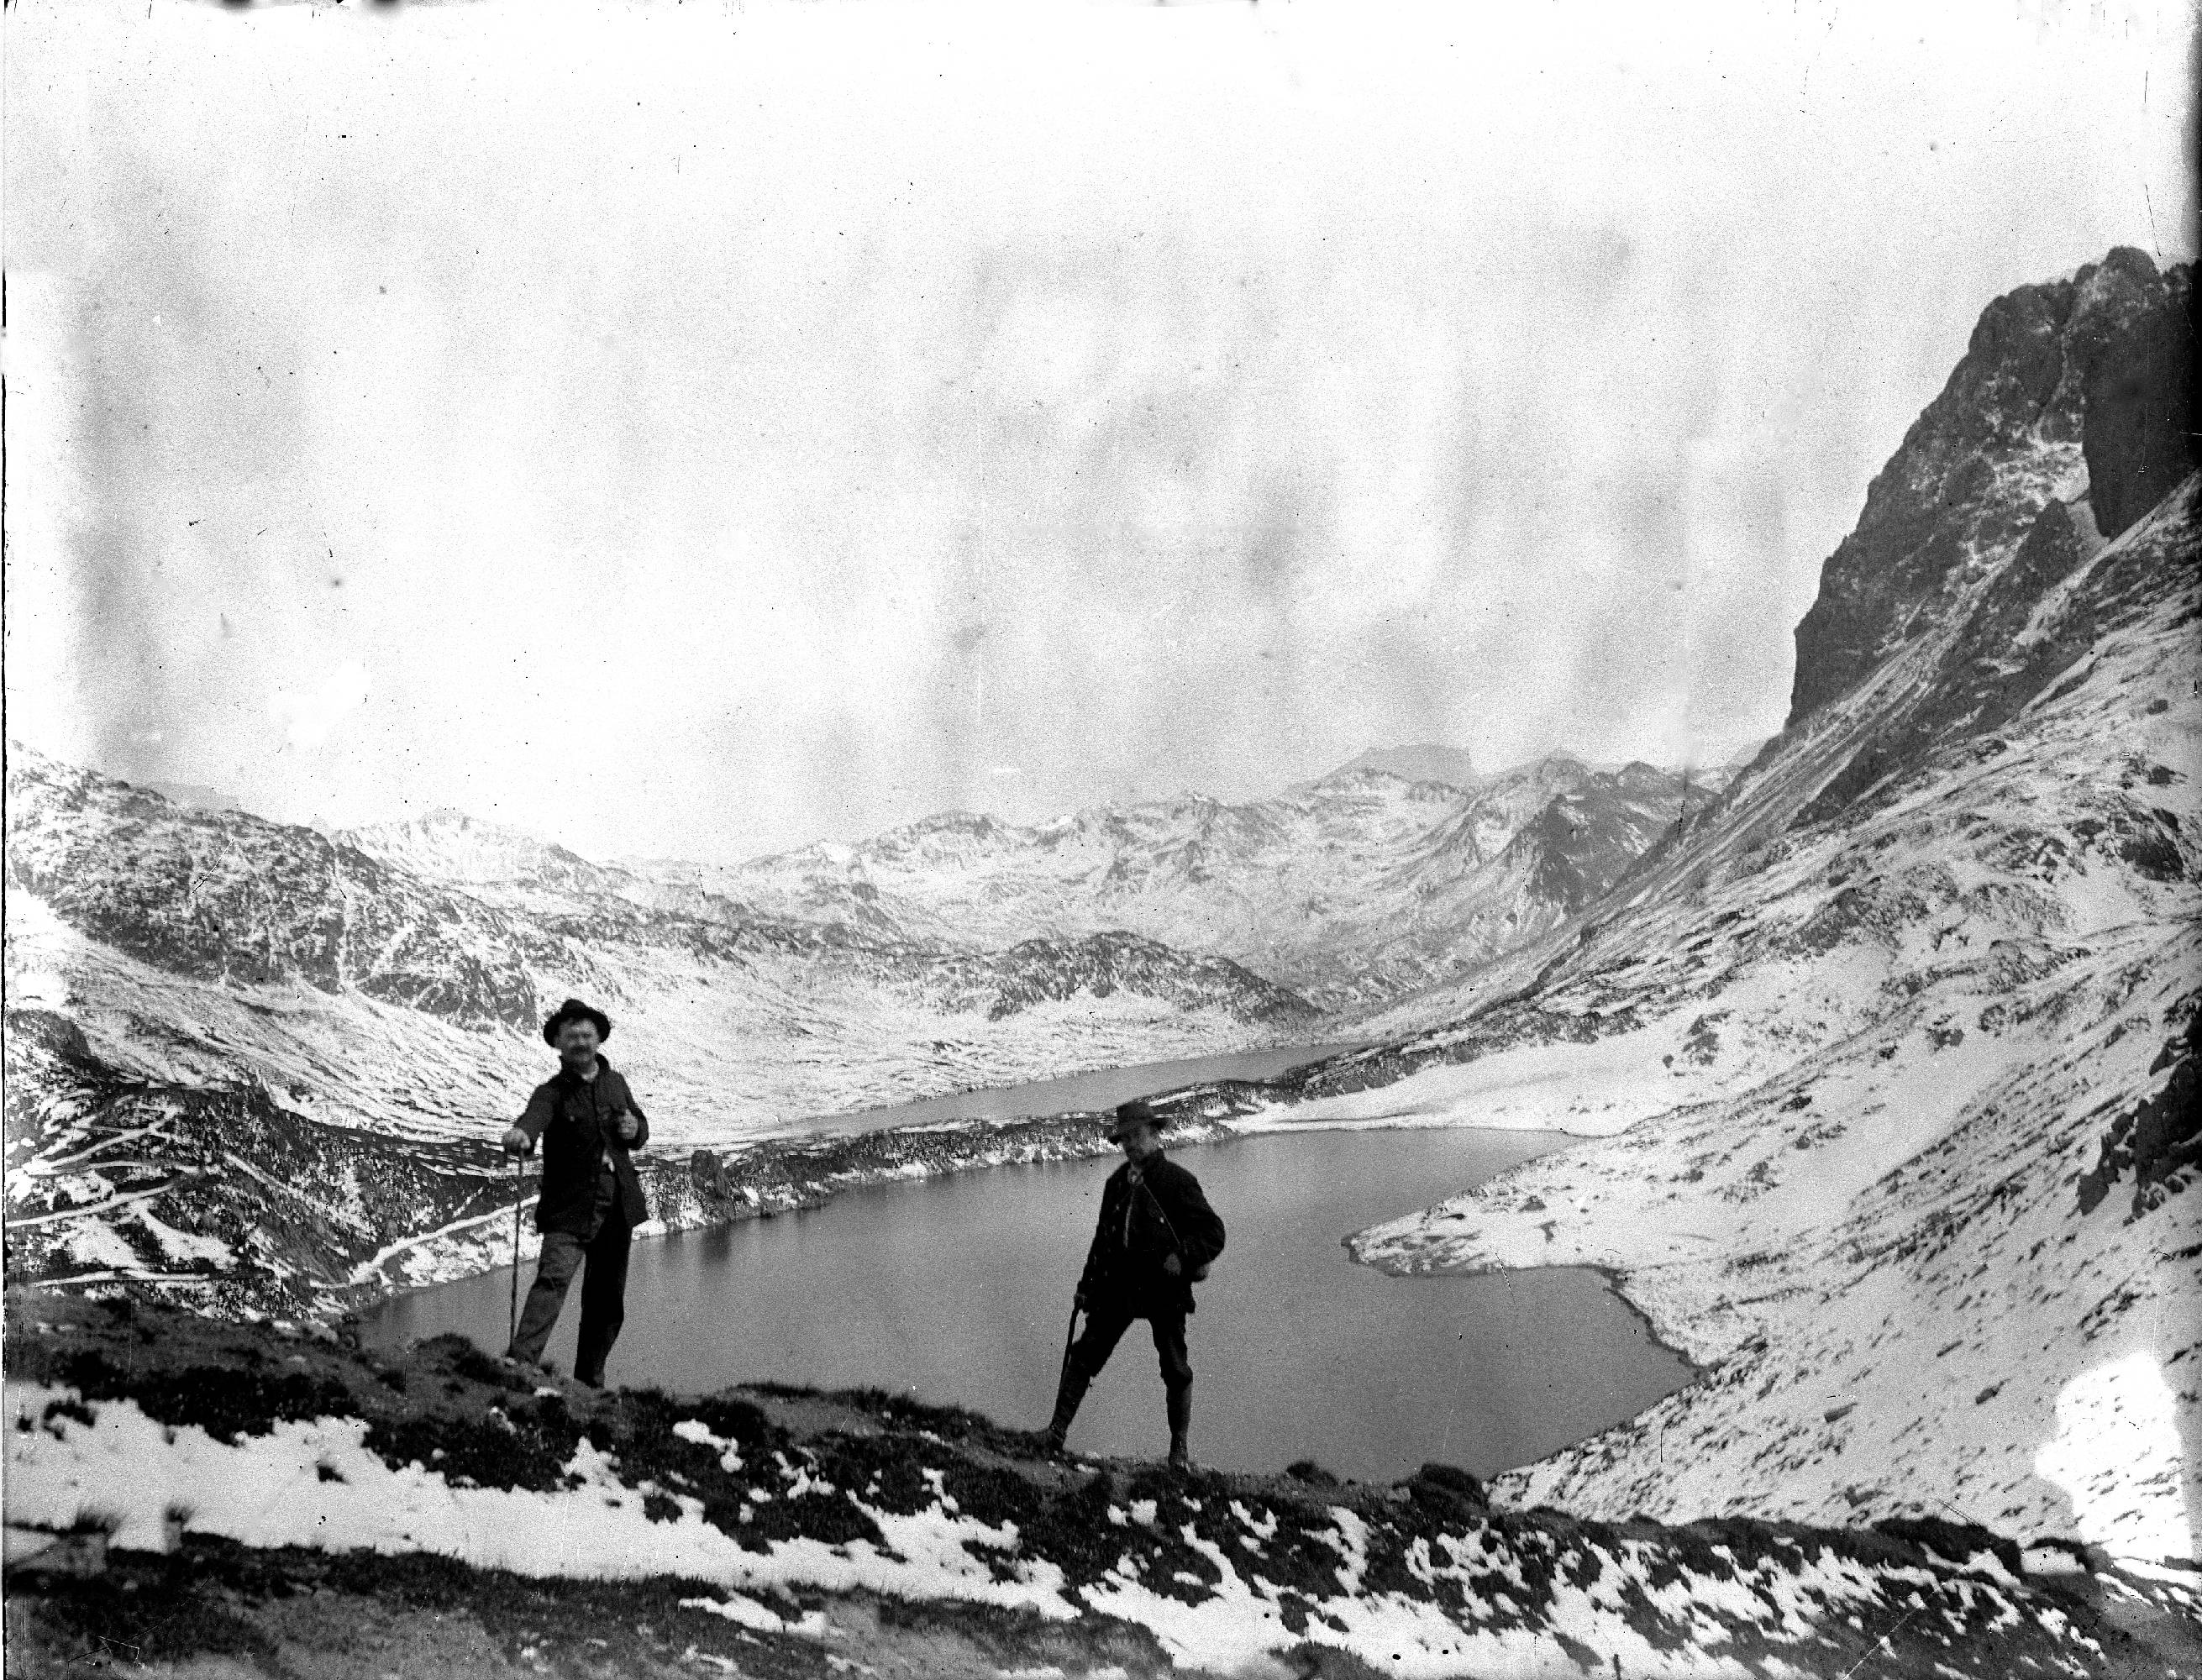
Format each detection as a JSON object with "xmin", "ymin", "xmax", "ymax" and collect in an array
[
  {"xmin": 1105, "ymin": 1098, "xmax": 1164, "ymax": 1142},
  {"xmin": 542, "ymin": 997, "xmax": 613, "ymax": 1047}
]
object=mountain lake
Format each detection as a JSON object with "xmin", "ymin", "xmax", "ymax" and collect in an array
[
  {"xmin": 793, "ymin": 1037, "xmax": 1369, "ymax": 1134},
  {"xmin": 365, "ymin": 1117, "xmax": 1695, "ymax": 1483}
]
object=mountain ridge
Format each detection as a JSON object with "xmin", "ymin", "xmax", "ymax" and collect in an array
[{"xmin": 699, "ymin": 752, "xmax": 1718, "ymax": 1010}]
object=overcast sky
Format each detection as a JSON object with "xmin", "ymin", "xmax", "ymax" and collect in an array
[{"xmin": 6, "ymin": 0, "xmax": 2193, "ymax": 863}]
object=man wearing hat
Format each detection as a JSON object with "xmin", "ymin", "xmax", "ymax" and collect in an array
[
  {"xmin": 1043, "ymin": 1098, "xmax": 1226, "ymax": 1469},
  {"xmin": 501, "ymin": 998, "xmax": 652, "ymax": 1387}
]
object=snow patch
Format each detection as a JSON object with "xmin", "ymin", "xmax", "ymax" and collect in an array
[
  {"xmin": 2033, "ymin": 1352, "xmax": 2194, "ymax": 1566},
  {"xmin": 681, "ymin": 1590, "xmax": 828, "ymax": 1637},
  {"xmin": 132, "ymin": 1205, "xmax": 234, "ymax": 1268}
]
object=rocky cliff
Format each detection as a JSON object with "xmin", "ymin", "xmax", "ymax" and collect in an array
[{"xmin": 1789, "ymin": 246, "xmax": 2190, "ymax": 726}]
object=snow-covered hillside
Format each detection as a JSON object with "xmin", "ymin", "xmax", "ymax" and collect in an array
[{"xmin": 1252, "ymin": 249, "xmax": 2199, "ymax": 1564}]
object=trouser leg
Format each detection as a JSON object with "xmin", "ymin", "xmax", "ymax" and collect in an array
[
  {"xmin": 508, "ymin": 1231, "xmax": 586, "ymax": 1365},
  {"xmin": 573, "ymin": 1215, "xmax": 633, "ymax": 1388},
  {"xmin": 1047, "ymin": 1303, "xmax": 1133, "ymax": 1447},
  {"xmin": 1151, "ymin": 1313, "xmax": 1193, "ymax": 1465}
]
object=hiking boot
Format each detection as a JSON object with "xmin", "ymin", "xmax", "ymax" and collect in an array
[
  {"xmin": 1165, "ymin": 1385, "xmax": 1192, "ymax": 1472},
  {"xmin": 1043, "ymin": 1366, "xmax": 1089, "ymax": 1458}
]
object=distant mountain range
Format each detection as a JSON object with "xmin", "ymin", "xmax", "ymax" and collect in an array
[
  {"xmin": 1317, "ymin": 742, "xmax": 1485, "ymax": 788},
  {"xmin": 3, "ymin": 746, "xmax": 1321, "ymax": 1126},
  {"xmin": 314, "ymin": 742, "xmax": 1725, "ymax": 1014},
  {"xmin": 629, "ymin": 751, "xmax": 1724, "ymax": 1011}
]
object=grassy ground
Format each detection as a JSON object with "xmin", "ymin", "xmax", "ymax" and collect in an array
[{"xmin": 5, "ymin": 1292, "xmax": 2197, "ymax": 1678}]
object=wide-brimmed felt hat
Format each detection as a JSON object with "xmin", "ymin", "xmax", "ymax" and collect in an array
[
  {"xmin": 1105, "ymin": 1098, "xmax": 1165, "ymax": 1142},
  {"xmin": 542, "ymin": 998, "xmax": 613, "ymax": 1047}
]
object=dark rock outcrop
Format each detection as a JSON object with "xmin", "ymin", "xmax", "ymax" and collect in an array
[
  {"xmin": 931, "ymin": 929, "xmax": 1321, "ymax": 1026},
  {"xmin": 1505, "ymin": 769, "xmax": 1713, "ymax": 915},
  {"xmin": 2077, "ymin": 1005, "xmax": 2201, "ymax": 1221},
  {"xmin": 1789, "ymin": 249, "xmax": 2193, "ymax": 728},
  {"xmin": 2079, "ymin": 249, "xmax": 2196, "ymax": 538},
  {"xmin": 1789, "ymin": 470, "xmax": 2198, "ymax": 831}
]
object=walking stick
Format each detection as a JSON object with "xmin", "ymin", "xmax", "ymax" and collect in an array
[
  {"xmin": 1061, "ymin": 1300, "xmax": 1080, "ymax": 1371},
  {"xmin": 507, "ymin": 1152, "xmax": 524, "ymax": 1351}
]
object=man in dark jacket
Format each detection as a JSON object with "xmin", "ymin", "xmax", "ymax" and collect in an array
[
  {"xmin": 501, "ymin": 998, "xmax": 652, "ymax": 1387},
  {"xmin": 1043, "ymin": 1099, "xmax": 1226, "ymax": 1469}
]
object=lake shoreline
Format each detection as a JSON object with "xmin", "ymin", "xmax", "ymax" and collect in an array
[
  {"xmin": 357, "ymin": 1082, "xmax": 1712, "ymax": 1471},
  {"xmin": 1344, "ymin": 1248, "xmax": 1719, "ymax": 1391},
  {"xmin": 350, "ymin": 1078, "xmax": 1618, "ymax": 1311},
  {"xmin": 365, "ymin": 1121, "xmax": 1697, "ymax": 1483},
  {"xmin": 347, "ymin": 1031, "xmax": 1720, "ymax": 1474},
  {"xmin": 784, "ymin": 1037, "xmax": 1374, "ymax": 1136}
]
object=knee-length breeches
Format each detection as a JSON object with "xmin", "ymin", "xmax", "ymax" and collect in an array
[{"xmin": 1069, "ymin": 1303, "xmax": 1191, "ymax": 1393}]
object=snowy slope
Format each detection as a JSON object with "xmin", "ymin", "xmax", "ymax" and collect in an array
[
  {"xmin": 8, "ymin": 758, "xmax": 545, "ymax": 1032},
  {"xmin": 334, "ymin": 807, "xmax": 633, "ymax": 914},
  {"xmin": 1256, "ymin": 252, "xmax": 2199, "ymax": 1563}
]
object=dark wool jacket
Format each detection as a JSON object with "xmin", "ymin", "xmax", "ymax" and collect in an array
[
  {"xmin": 1077, "ymin": 1152, "xmax": 1226, "ymax": 1317},
  {"xmin": 517, "ymin": 1058, "xmax": 652, "ymax": 1236}
]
